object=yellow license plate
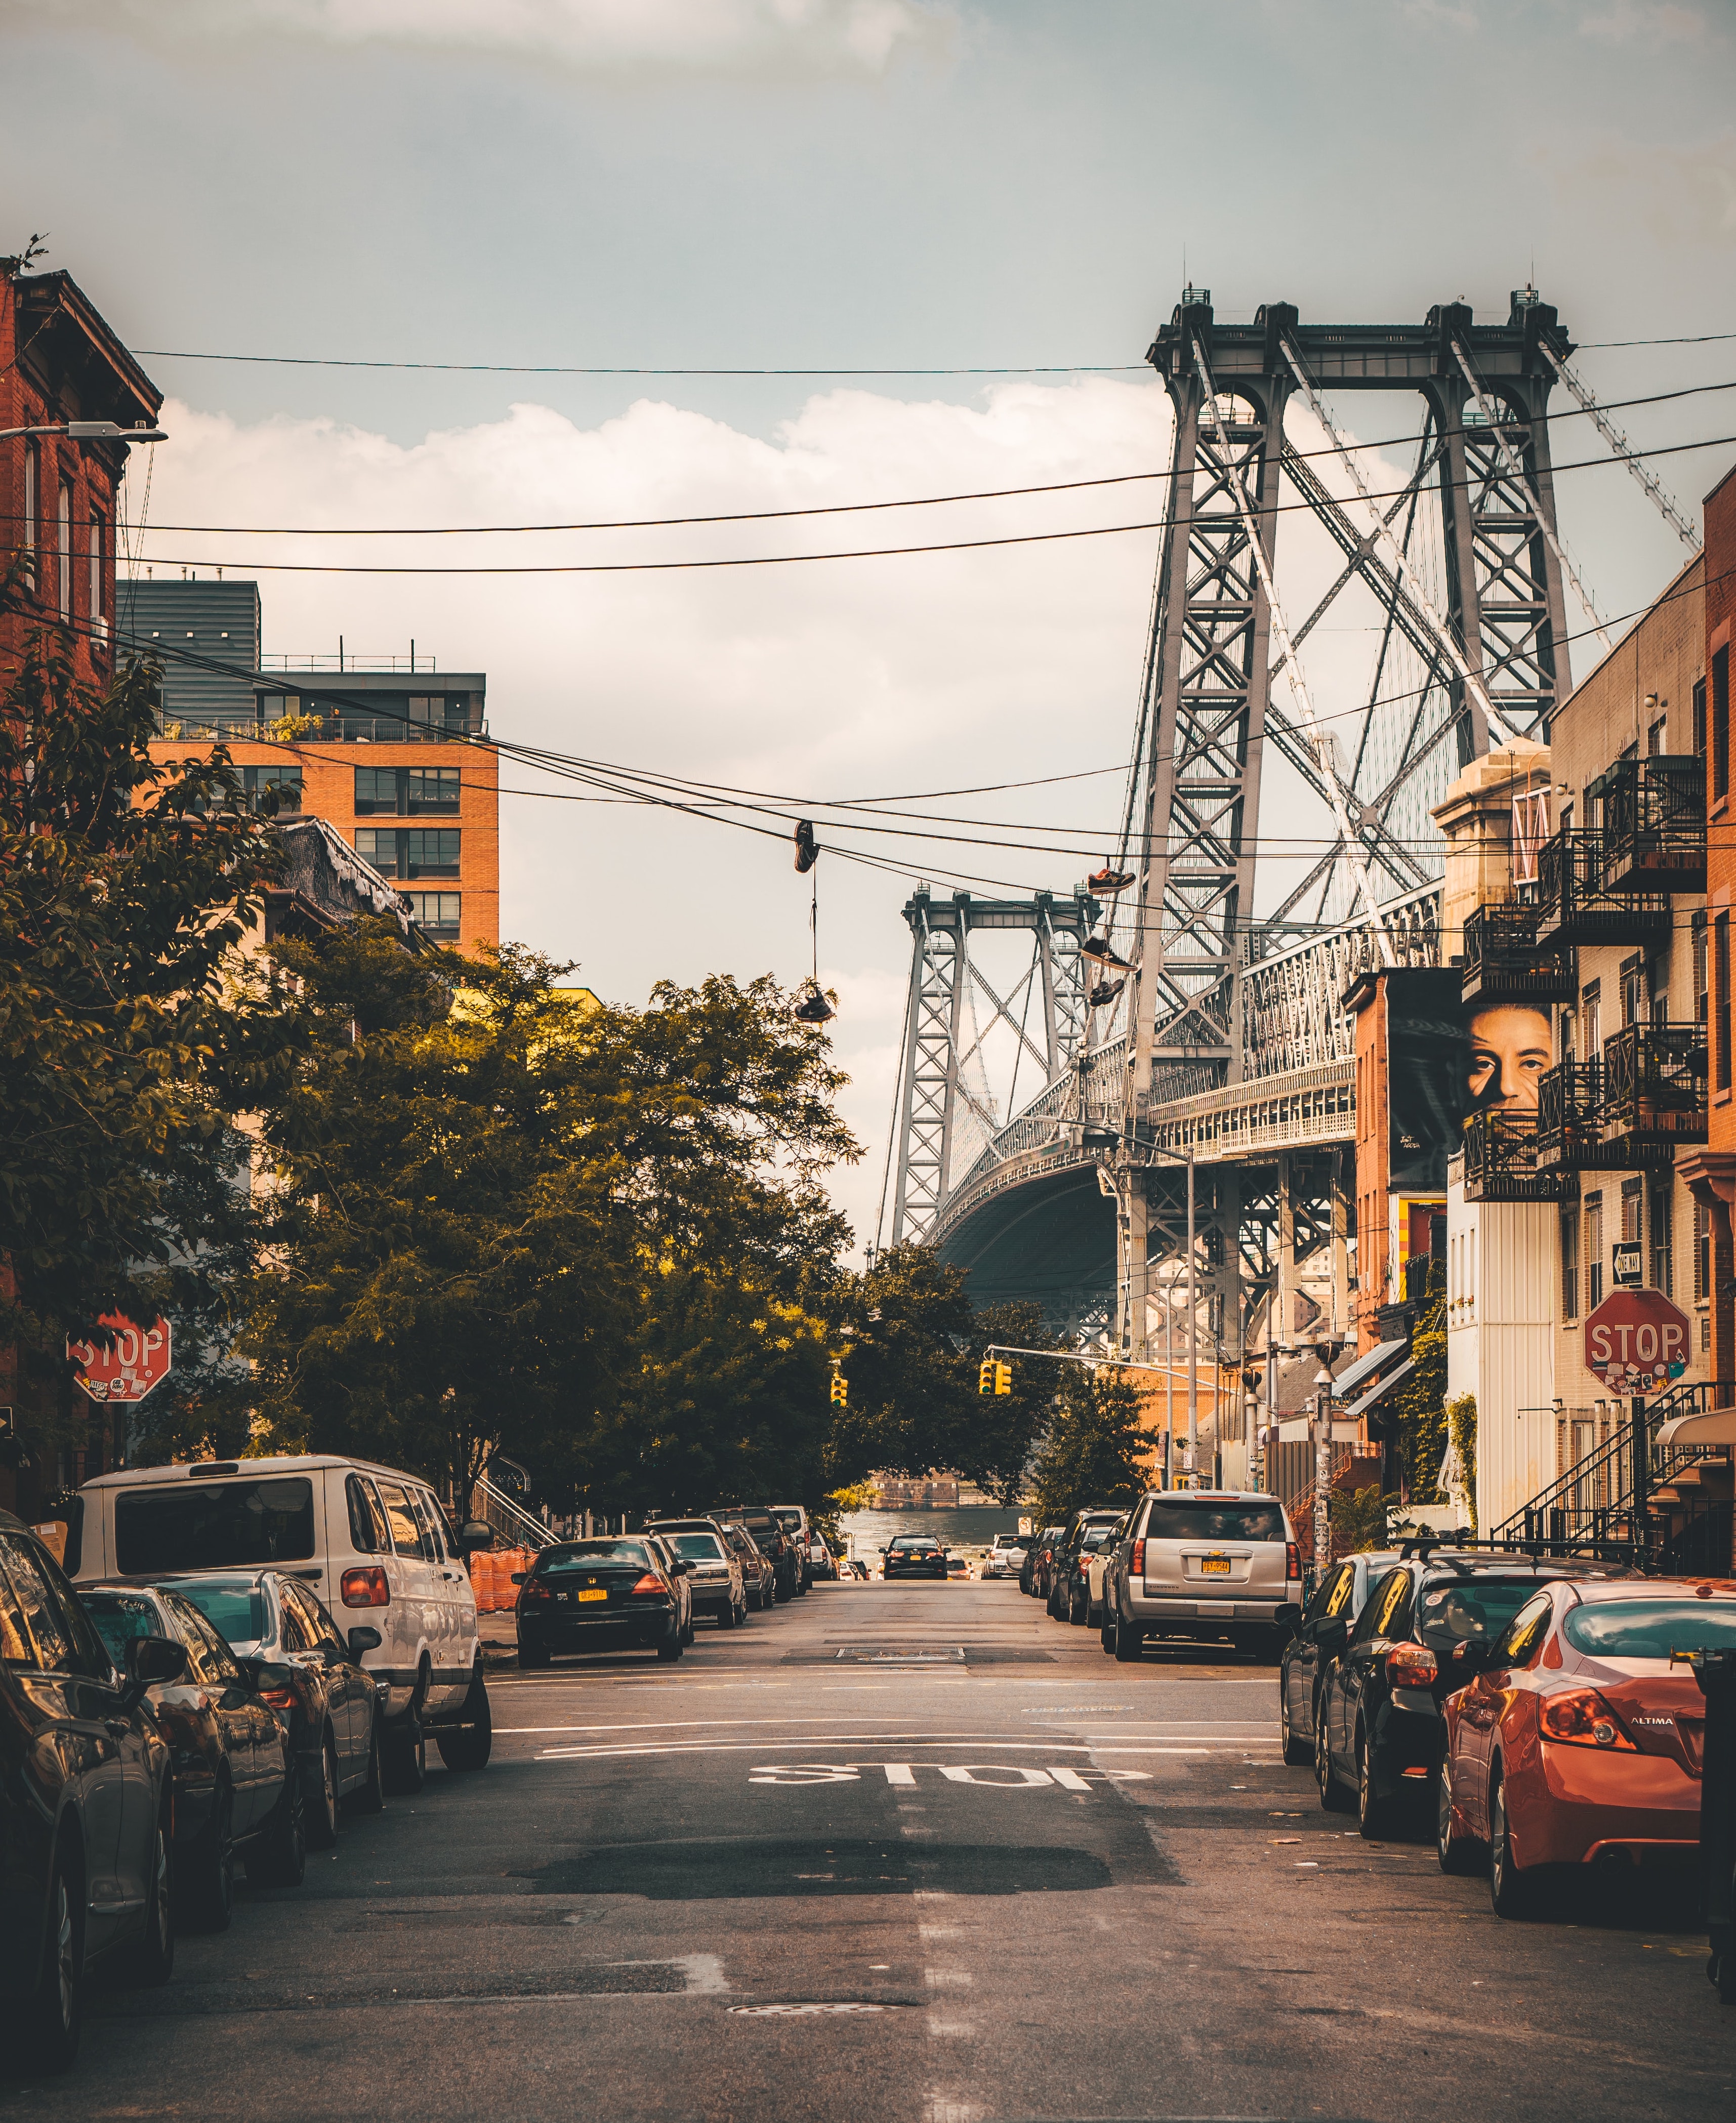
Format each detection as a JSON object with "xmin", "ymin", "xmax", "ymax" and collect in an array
[
  {"xmin": 1201, "ymin": 1555, "xmax": 1231, "ymax": 1575},
  {"xmin": 576, "ymin": 1588, "xmax": 608, "ymax": 1602}
]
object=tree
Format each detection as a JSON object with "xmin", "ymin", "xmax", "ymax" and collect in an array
[
  {"xmin": 0, "ymin": 611, "xmax": 281, "ymax": 1468},
  {"xmin": 823, "ymin": 1244, "xmax": 976, "ymax": 1488},
  {"xmin": 1029, "ymin": 1364, "xmax": 1151, "ymax": 1527}
]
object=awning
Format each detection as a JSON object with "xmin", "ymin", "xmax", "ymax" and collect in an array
[
  {"xmin": 1275, "ymin": 1418, "xmax": 1366, "ymax": 1444},
  {"xmin": 1656, "ymin": 1407, "xmax": 1736, "ymax": 1448},
  {"xmin": 1331, "ymin": 1336, "xmax": 1409, "ymax": 1401},
  {"xmin": 1338, "ymin": 1355, "xmax": 1418, "ymax": 1425}
]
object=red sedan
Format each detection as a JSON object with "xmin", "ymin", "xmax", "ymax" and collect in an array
[{"xmin": 1437, "ymin": 1576, "xmax": 1736, "ymax": 1915}]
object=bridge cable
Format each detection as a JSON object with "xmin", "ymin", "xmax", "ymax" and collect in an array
[{"xmin": 1541, "ymin": 343, "xmax": 1702, "ymax": 555}]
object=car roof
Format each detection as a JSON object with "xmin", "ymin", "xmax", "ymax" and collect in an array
[
  {"xmin": 76, "ymin": 1454, "xmax": 434, "ymax": 1491},
  {"xmin": 1556, "ymin": 1576, "xmax": 1736, "ymax": 1601}
]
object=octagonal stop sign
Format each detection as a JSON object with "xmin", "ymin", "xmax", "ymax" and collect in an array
[
  {"xmin": 1583, "ymin": 1288, "xmax": 1691, "ymax": 1397},
  {"xmin": 66, "ymin": 1315, "xmax": 173, "ymax": 1405}
]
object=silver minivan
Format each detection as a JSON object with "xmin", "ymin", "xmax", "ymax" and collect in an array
[
  {"xmin": 1103, "ymin": 1489, "xmax": 1300, "ymax": 1661},
  {"xmin": 71, "ymin": 1454, "xmax": 491, "ymax": 1791}
]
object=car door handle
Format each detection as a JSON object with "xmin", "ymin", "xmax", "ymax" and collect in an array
[{"xmin": 104, "ymin": 1719, "xmax": 132, "ymax": 1738}]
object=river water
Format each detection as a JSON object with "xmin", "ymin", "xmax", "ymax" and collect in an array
[{"xmin": 837, "ymin": 1504, "xmax": 1028, "ymax": 1559}]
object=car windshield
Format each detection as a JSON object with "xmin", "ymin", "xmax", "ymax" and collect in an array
[
  {"xmin": 668, "ymin": 1534, "xmax": 725, "ymax": 1561},
  {"xmin": 114, "ymin": 1478, "xmax": 315, "ymax": 1574},
  {"xmin": 81, "ymin": 1591, "xmax": 164, "ymax": 1667},
  {"xmin": 538, "ymin": 1542, "xmax": 651, "ymax": 1574},
  {"xmin": 1081, "ymin": 1527, "xmax": 1118, "ymax": 1551},
  {"xmin": 1563, "ymin": 1598, "xmax": 1736, "ymax": 1660},
  {"xmin": 167, "ymin": 1579, "xmax": 270, "ymax": 1647},
  {"xmin": 1143, "ymin": 1500, "xmax": 1286, "ymax": 1543},
  {"xmin": 890, "ymin": 1536, "xmax": 939, "ymax": 1550},
  {"xmin": 1417, "ymin": 1578, "xmax": 1548, "ymax": 1646}
]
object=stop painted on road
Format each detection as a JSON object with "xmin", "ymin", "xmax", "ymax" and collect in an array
[{"xmin": 747, "ymin": 1762, "xmax": 1152, "ymax": 1787}]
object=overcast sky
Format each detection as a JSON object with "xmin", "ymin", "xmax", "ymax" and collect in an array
[{"xmin": 6, "ymin": 0, "xmax": 1734, "ymax": 1251}]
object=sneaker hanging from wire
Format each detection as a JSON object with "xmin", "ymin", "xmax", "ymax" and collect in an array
[
  {"xmin": 1088, "ymin": 977, "xmax": 1126, "ymax": 1008},
  {"xmin": 1088, "ymin": 862, "xmax": 1136, "ymax": 894},
  {"xmin": 1081, "ymin": 934, "xmax": 1132, "ymax": 970},
  {"xmin": 795, "ymin": 982, "xmax": 835, "ymax": 1024},
  {"xmin": 794, "ymin": 820, "xmax": 819, "ymax": 873}
]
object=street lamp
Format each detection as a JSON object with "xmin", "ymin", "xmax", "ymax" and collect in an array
[
  {"xmin": 0, "ymin": 420, "xmax": 168, "ymax": 443},
  {"xmin": 1312, "ymin": 1365, "xmax": 1335, "ymax": 1586}
]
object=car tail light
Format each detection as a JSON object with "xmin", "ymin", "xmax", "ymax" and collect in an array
[
  {"xmin": 1540, "ymin": 1688, "xmax": 1636, "ymax": 1750},
  {"xmin": 1286, "ymin": 1543, "xmax": 1301, "ymax": 1582},
  {"xmin": 340, "ymin": 1565, "xmax": 390, "ymax": 1608},
  {"xmin": 520, "ymin": 1578, "xmax": 552, "ymax": 1604},
  {"xmin": 630, "ymin": 1573, "xmax": 665, "ymax": 1596},
  {"xmin": 1132, "ymin": 1538, "xmax": 1146, "ymax": 1576},
  {"xmin": 259, "ymin": 1683, "xmax": 296, "ymax": 1711},
  {"xmin": 1385, "ymin": 1644, "xmax": 1438, "ymax": 1689}
]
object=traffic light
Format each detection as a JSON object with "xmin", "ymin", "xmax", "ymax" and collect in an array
[
  {"xmin": 978, "ymin": 1359, "xmax": 994, "ymax": 1396},
  {"xmin": 830, "ymin": 1372, "xmax": 848, "ymax": 1407},
  {"xmin": 994, "ymin": 1361, "xmax": 1012, "ymax": 1396}
]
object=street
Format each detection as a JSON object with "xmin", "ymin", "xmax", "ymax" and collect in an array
[{"xmin": 7, "ymin": 1575, "xmax": 1730, "ymax": 2123}]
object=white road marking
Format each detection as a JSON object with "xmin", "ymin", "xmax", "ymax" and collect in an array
[{"xmin": 534, "ymin": 1736, "xmax": 1270, "ymax": 1761}]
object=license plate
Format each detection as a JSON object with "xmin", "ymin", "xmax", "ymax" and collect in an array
[
  {"xmin": 576, "ymin": 1588, "xmax": 608, "ymax": 1603},
  {"xmin": 1201, "ymin": 1554, "xmax": 1231, "ymax": 1576}
]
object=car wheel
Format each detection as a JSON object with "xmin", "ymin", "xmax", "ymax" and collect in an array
[
  {"xmin": 346, "ymin": 1714, "xmax": 386, "ymax": 1816},
  {"xmin": 1100, "ymin": 1608, "xmax": 1118, "ymax": 1656},
  {"xmin": 1355, "ymin": 1726, "xmax": 1392, "ymax": 1840},
  {"xmin": 1316, "ymin": 1700, "xmax": 1351, "ymax": 1812},
  {"xmin": 305, "ymin": 1731, "xmax": 341, "ymax": 1851},
  {"xmin": 381, "ymin": 1713, "xmax": 427, "ymax": 1798},
  {"xmin": 11, "ymin": 1841, "xmax": 84, "ymax": 2071},
  {"xmin": 248, "ymin": 1765, "xmax": 307, "ymax": 1889},
  {"xmin": 181, "ymin": 1778, "xmax": 236, "ymax": 1933},
  {"xmin": 1280, "ymin": 1686, "xmax": 1311, "ymax": 1767},
  {"xmin": 681, "ymin": 1616, "xmax": 695, "ymax": 1644},
  {"xmin": 123, "ymin": 1799, "xmax": 176, "ymax": 1986},
  {"xmin": 717, "ymin": 1599, "xmax": 736, "ymax": 1628},
  {"xmin": 1436, "ymin": 1760, "xmax": 1477, "ymax": 1876},
  {"xmin": 1113, "ymin": 1609, "xmax": 1143, "ymax": 1662},
  {"xmin": 656, "ymin": 1625, "xmax": 684, "ymax": 1661},
  {"xmin": 436, "ymin": 1666, "xmax": 493, "ymax": 1772},
  {"xmin": 1488, "ymin": 1768, "xmax": 1535, "ymax": 1918}
]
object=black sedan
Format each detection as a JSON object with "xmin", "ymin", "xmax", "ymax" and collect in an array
[
  {"xmin": 0, "ymin": 1510, "xmax": 185, "ymax": 2071},
  {"xmin": 516, "ymin": 1538, "xmax": 693, "ymax": 1664},
  {"xmin": 81, "ymin": 1583, "xmax": 303, "ymax": 1931},
  {"xmin": 882, "ymin": 1534, "xmax": 948, "ymax": 1580}
]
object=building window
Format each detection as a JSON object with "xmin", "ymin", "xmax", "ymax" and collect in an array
[
  {"xmin": 1560, "ymin": 1203, "xmax": 1579, "ymax": 1320},
  {"xmin": 406, "ymin": 892, "xmax": 461, "ymax": 939},
  {"xmin": 1582, "ymin": 980, "xmax": 1601, "ymax": 1068},
  {"xmin": 1694, "ymin": 676, "xmax": 1708, "ymax": 761},
  {"xmin": 1649, "ymin": 1179, "xmax": 1673, "ymax": 1299},
  {"xmin": 1716, "ymin": 645, "xmax": 1731, "ymax": 804},
  {"xmin": 22, "ymin": 439, "xmax": 38, "ymax": 585},
  {"xmin": 354, "ymin": 827, "xmax": 460, "ymax": 879},
  {"xmin": 88, "ymin": 510, "xmax": 105, "ymax": 635},
  {"xmin": 406, "ymin": 768, "xmax": 461, "ymax": 815},
  {"xmin": 1621, "ymin": 1175, "xmax": 1643, "ymax": 1246},
  {"xmin": 1585, "ymin": 1194, "xmax": 1603, "ymax": 1312},
  {"xmin": 1620, "ymin": 955, "xmax": 1645, "ymax": 1027},
  {"xmin": 56, "ymin": 478, "xmax": 72, "ymax": 621},
  {"xmin": 243, "ymin": 765, "xmax": 302, "ymax": 809},
  {"xmin": 1648, "ymin": 715, "xmax": 1667, "ymax": 758},
  {"xmin": 1693, "ymin": 1197, "xmax": 1710, "ymax": 1307},
  {"xmin": 1696, "ymin": 912, "xmax": 1710, "ymax": 1030},
  {"xmin": 1719, "ymin": 913, "xmax": 1732, "ymax": 1093},
  {"xmin": 352, "ymin": 766, "xmax": 461, "ymax": 816}
]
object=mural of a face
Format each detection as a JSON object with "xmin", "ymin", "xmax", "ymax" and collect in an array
[{"xmin": 1465, "ymin": 1004, "xmax": 1553, "ymax": 1116}]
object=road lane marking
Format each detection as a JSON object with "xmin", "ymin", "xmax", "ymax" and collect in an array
[{"xmin": 533, "ymin": 1736, "xmax": 1271, "ymax": 1761}]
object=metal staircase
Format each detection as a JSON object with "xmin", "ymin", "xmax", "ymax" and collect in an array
[{"xmin": 468, "ymin": 1474, "xmax": 557, "ymax": 1551}]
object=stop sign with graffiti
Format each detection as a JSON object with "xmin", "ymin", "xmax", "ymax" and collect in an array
[
  {"xmin": 66, "ymin": 1315, "xmax": 173, "ymax": 1404},
  {"xmin": 1583, "ymin": 1288, "xmax": 1690, "ymax": 1397}
]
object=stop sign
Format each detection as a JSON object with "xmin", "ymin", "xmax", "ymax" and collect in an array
[
  {"xmin": 1584, "ymin": 1289, "xmax": 1690, "ymax": 1397},
  {"xmin": 67, "ymin": 1315, "xmax": 173, "ymax": 1405}
]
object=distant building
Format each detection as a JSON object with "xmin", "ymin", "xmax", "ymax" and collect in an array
[{"xmin": 117, "ymin": 576, "xmax": 261, "ymax": 729}]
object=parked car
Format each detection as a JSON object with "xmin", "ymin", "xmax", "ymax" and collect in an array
[
  {"xmin": 1276, "ymin": 1550, "xmax": 1403, "ymax": 1763},
  {"xmin": 156, "ymin": 1570, "xmax": 387, "ymax": 1835},
  {"xmin": 1315, "ymin": 1546, "xmax": 1632, "ymax": 1837},
  {"xmin": 1437, "ymin": 1577, "xmax": 1736, "ymax": 1913},
  {"xmin": 515, "ymin": 1537, "xmax": 693, "ymax": 1664},
  {"xmin": 1101, "ymin": 1490, "xmax": 1301, "ymax": 1661},
  {"xmin": 1048, "ymin": 1511, "xmax": 1126, "ymax": 1624},
  {"xmin": 982, "ymin": 1533, "xmax": 1025, "ymax": 1580},
  {"xmin": 808, "ymin": 1536, "xmax": 838, "ymax": 1581},
  {"xmin": 883, "ymin": 1533, "xmax": 948, "ymax": 1580},
  {"xmin": 644, "ymin": 1520, "xmax": 748, "ymax": 1628},
  {"xmin": 642, "ymin": 1534, "xmax": 696, "ymax": 1642},
  {"xmin": 1022, "ymin": 1527, "xmax": 1063, "ymax": 1599},
  {"xmin": 0, "ymin": 1510, "xmax": 185, "ymax": 2071},
  {"xmin": 72, "ymin": 1455, "xmax": 493, "ymax": 1795},
  {"xmin": 719, "ymin": 1520, "xmax": 776, "ymax": 1610},
  {"xmin": 771, "ymin": 1507, "xmax": 813, "ymax": 1592},
  {"xmin": 708, "ymin": 1504, "xmax": 799, "ymax": 1601},
  {"xmin": 80, "ymin": 1582, "xmax": 305, "ymax": 1933},
  {"xmin": 946, "ymin": 1552, "xmax": 970, "ymax": 1578}
]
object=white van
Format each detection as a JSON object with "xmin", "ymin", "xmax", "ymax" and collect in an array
[{"xmin": 70, "ymin": 1454, "xmax": 491, "ymax": 1789}]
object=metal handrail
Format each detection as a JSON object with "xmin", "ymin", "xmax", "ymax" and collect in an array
[
  {"xmin": 469, "ymin": 1475, "xmax": 557, "ymax": 1550},
  {"xmin": 1494, "ymin": 1381, "xmax": 1733, "ymax": 1544}
]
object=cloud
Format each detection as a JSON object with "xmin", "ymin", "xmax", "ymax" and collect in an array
[
  {"xmin": 1564, "ymin": 129, "xmax": 1736, "ymax": 246},
  {"xmin": 7, "ymin": 0, "xmax": 955, "ymax": 76},
  {"xmin": 1578, "ymin": 2, "xmax": 1705, "ymax": 42},
  {"xmin": 1400, "ymin": 0, "xmax": 1478, "ymax": 29}
]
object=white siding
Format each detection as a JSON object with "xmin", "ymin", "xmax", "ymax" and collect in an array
[{"xmin": 1446, "ymin": 1175, "xmax": 1557, "ymax": 1531}]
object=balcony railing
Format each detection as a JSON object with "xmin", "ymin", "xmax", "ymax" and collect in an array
[
  {"xmin": 1460, "ymin": 902, "xmax": 1574, "ymax": 1006},
  {"xmin": 1600, "ymin": 1022, "xmax": 1708, "ymax": 1148},
  {"xmin": 1538, "ymin": 1060, "xmax": 1622, "ymax": 1173},
  {"xmin": 1599, "ymin": 754, "xmax": 1706, "ymax": 895},
  {"xmin": 1535, "ymin": 828, "xmax": 1670, "ymax": 950},
  {"xmin": 156, "ymin": 711, "xmax": 487, "ymax": 746},
  {"xmin": 1463, "ymin": 1110, "xmax": 1560, "ymax": 1202}
]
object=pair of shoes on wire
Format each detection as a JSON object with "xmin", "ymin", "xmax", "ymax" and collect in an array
[
  {"xmin": 1081, "ymin": 935, "xmax": 1133, "ymax": 971},
  {"xmin": 795, "ymin": 983, "xmax": 835, "ymax": 1024},
  {"xmin": 1088, "ymin": 978, "xmax": 1126, "ymax": 1008},
  {"xmin": 1088, "ymin": 862, "xmax": 1135, "ymax": 894}
]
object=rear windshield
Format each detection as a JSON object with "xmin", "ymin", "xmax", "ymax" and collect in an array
[
  {"xmin": 1563, "ymin": 1598, "xmax": 1736, "ymax": 1660},
  {"xmin": 536, "ymin": 1542, "xmax": 651, "ymax": 1574},
  {"xmin": 1417, "ymin": 1579, "xmax": 1542, "ymax": 1646},
  {"xmin": 115, "ymin": 1478, "xmax": 315, "ymax": 1574},
  {"xmin": 668, "ymin": 1534, "xmax": 725, "ymax": 1560},
  {"xmin": 1142, "ymin": 1500, "xmax": 1286, "ymax": 1543},
  {"xmin": 167, "ymin": 1579, "xmax": 270, "ymax": 1646},
  {"xmin": 890, "ymin": 1535, "xmax": 941, "ymax": 1550}
]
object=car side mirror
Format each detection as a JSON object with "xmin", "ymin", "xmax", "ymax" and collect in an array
[
  {"xmin": 237, "ymin": 1656, "xmax": 298, "ymax": 1700},
  {"xmin": 1276, "ymin": 1602, "xmax": 1303, "ymax": 1639},
  {"xmin": 119, "ymin": 1632, "xmax": 187, "ymax": 1708},
  {"xmin": 1315, "ymin": 1616, "xmax": 1349, "ymax": 1656},
  {"xmin": 510, "ymin": 1571, "xmax": 527, "ymax": 1585},
  {"xmin": 674, "ymin": 1559, "xmax": 693, "ymax": 1575},
  {"xmin": 458, "ymin": 1520, "xmax": 493, "ymax": 1553},
  {"xmin": 1453, "ymin": 1638, "xmax": 1494, "ymax": 1673},
  {"xmin": 347, "ymin": 1626, "xmax": 382, "ymax": 1658}
]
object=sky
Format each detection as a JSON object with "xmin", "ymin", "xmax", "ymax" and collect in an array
[{"xmin": 5, "ymin": 0, "xmax": 1735, "ymax": 1254}]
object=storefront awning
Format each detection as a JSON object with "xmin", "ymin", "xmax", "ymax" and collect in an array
[
  {"xmin": 1331, "ymin": 1336, "xmax": 1409, "ymax": 1402},
  {"xmin": 1656, "ymin": 1407, "xmax": 1736, "ymax": 1448},
  {"xmin": 1338, "ymin": 1355, "xmax": 1417, "ymax": 1425}
]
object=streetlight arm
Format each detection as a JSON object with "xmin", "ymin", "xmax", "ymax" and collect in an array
[{"xmin": 0, "ymin": 421, "xmax": 167, "ymax": 443}]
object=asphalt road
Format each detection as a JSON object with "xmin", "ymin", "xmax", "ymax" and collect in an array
[{"xmin": 7, "ymin": 1577, "xmax": 1733, "ymax": 2121}]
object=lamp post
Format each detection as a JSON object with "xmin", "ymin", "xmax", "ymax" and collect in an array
[
  {"xmin": 1313, "ymin": 1365, "xmax": 1335, "ymax": 1584},
  {"xmin": 0, "ymin": 420, "xmax": 167, "ymax": 443}
]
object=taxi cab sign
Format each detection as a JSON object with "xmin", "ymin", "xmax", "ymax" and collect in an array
[{"xmin": 1583, "ymin": 1288, "xmax": 1690, "ymax": 1396}]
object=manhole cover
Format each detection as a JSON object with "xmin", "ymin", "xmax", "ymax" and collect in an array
[
  {"xmin": 728, "ymin": 2002, "xmax": 894, "ymax": 2017},
  {"xmin": 781, "ymin": 1645, "xmax": 1054, "ymax": 1667}
]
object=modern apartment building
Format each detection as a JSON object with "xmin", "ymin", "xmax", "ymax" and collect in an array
[{"xmin": 135, "ymin": 585, "xmax": 501, "ymax": 953}]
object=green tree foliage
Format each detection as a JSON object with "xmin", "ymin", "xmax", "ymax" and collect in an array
[
  {"xmin": 1446, "ymin": 1392, "xmax": 1478, "ymax": 1530},
  {"xmin": 1029, "ymin": 1364, "xmax": 1151, "ymax": 1527},
  {"xmin": 1387, "ymin": 1286, "xmax": 1448, "ymax": 1504},
  {"xmin": 0, "ymin": 612, "xmax": 281, "ymax": 1462},
  {"xmin": 1329, "ymin": 1480, "xmax": 1394, "ymax": 1554}
]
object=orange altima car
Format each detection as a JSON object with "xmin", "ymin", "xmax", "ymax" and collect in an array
[{"xmin": 1437, "ymin": 1576, "xmax": 1736, "ymax": 1916}]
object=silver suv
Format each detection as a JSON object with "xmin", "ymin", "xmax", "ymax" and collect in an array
[{"xmin": 1103, "ymin": 1489, "xmax": 1299, "ymax": 1662}]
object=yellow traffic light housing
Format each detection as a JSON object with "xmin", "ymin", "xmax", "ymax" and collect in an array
[
  {"xmin": 978, "ymin": 1359, "xmax": 994, "ymax": 1396},
  {"xmin": 830, "ymin": 1372, "xmax": 847, "ymax": 1406},
  {"xmin": 994, "ymin": 1361, "xmax": 1012, "ymax": 1396}
]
